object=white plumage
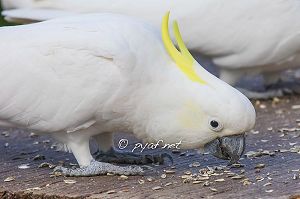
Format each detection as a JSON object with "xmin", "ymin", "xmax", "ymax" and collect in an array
[
  {"xmin": 2, "ymin": 0, "xmax": 300, "ymax": 95},
  {"xmin": 0, "ymin": 13, "xmax": 255, "ymax": 176}
]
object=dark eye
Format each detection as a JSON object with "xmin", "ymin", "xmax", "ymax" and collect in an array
[
  {"xmin": 210, "ymin": 120, "xmax": 219, "ymax": 128},
  {"xmin": 209, "ymin": 118, "xmax": 223, "ymax": 132}
]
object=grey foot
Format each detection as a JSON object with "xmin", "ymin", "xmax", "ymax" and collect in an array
[
  {"xmin": 54, "ymin": 160, "xmax": 144, "ymax": 176},
  {"xmin": 237, "ymin": 87, "xmax": 284, "ymax": 99},
  {"xmin": 95, "ymin": 148, "xmax": 173, "ymax": 165}
]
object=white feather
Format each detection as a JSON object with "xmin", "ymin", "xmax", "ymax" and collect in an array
[
  {"xmin": 2, "ymin": 0, "xmax": 300, "ymax": 85},
  {"xmin": 0, "ymin": 13, "xmax": 255, "ymax": 167}
]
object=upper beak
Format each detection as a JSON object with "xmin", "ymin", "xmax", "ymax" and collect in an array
[{"xmin": 204, "ymin": 134, "xmax": 245, "ymax": 164}]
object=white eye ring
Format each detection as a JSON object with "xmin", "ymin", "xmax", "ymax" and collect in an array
[{"xmin": 208, "ymin": 118, "xmax": 223, "ymax": 132}]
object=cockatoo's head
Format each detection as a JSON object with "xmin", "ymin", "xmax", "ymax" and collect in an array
[{"xmin": 134, "ymin": 12, "xmax": 255, "ymax": 163}]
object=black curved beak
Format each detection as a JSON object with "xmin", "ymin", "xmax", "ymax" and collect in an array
[{"xmin": 204, "ymin": 134, "xmax": 245, "ymax": 164}]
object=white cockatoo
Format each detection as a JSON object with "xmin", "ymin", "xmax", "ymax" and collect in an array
[
  {"xmin": 1, "ymin": 0, "xmax": 300, "ymax": 99},
  {"xmin": 0, "ymin": 12, "xmax": 255, "ymax": 176}
]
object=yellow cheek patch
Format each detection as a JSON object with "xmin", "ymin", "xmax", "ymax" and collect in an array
[
  {"xmin": 178, "ymin": 101, "xmax": 204, "ymax": 130},
  {"xmin": 162, "ymin": 12, "xmax": 206, "ymax": 85}
]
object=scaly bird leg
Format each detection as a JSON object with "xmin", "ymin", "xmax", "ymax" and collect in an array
[
  {"xmin": 54, "ymin": 134, "xmax": 143, "ymax": 176},
  {"xmin": 54, "ymin": 160, "xmax": 143, "ymax": 176},
  {"xmin": 94, "ymin": 133, "xmax": 173, "ymax": 165}
]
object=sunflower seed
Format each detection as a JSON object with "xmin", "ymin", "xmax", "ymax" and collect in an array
[
  {"xmin": 4, "ymin": 177, "xmax": 15, "ymax": 182},
  {"xmin": 18, "ymin": 164, "xmax": 30, "ymax": 169},
  {"xmin": 265, "ymin": 190, "xmax": 274, "ymax": 193},
  {"xmin": 192, "ymin": 181, "xmax": 202, "ymax": 184},
  {"xmin": 107, "ymin": 190, "xmax": 117, "ymax": 194},
  {"xmin": 26, "ymin": 187, "xmax": 42, "ymax": 191},
  {"xmin": 147, "ymin": 177, "xmax": 154, "ymax": 182},
  {"xmin": 209, "ymin": 188, "xmax": 218, "ymax": 192},
  {"xmin": 231, "ymin": 175, "xmax": 244, "ymax": 180},
  {"xmin": 164, "ymin": 170, "xmax": 175, "ymax": 174},
  {"xmin": 263, "ymin": 182, "xmax": 272, "ymax": 186},
  {"xmin": 165, "ymin": 182, "xmax": 173, "ymax": 186},
  {"xmin": 255, "ymin": 164, "xmax": 265, "ymax": 169},
  {"xmin": 152, "ymin": 186, "xmax": 163, "ymax": 191},
  {"xmin": 214, "ymin": 178, "xmax": 225, "ymax": 182},
  {"xmin": 64, "ymin": 179, "xmax": 77, "ymax": 184},
  {"xmin": 119, "ymin": 175, "xmax": 128, "ymax": 180},
  {"xmin": 161, "ymin": 174, "xmax": 167, "ymax": 179},
  {"xmin": 138, "ymin": 179, "xmax": 145, "ymax": 184}
]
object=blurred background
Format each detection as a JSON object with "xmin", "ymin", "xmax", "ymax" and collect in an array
[{"xmin": 0, "ymin": 3, "xmax": 10, "ymax": 26}]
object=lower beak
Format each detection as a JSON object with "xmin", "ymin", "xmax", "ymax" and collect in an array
[{"xmin": 204, "ymin": 134, "xmax": 245, "ymax": 164}]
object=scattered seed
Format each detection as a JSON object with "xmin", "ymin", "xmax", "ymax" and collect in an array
[
  {"xmin": 49, "ymin": 171, "xmax": 62, "ymax": 178},
  {"xmin": 189, "ymin": 162, "xmax": 201, "ymax": 168},
  {"xmin": 242, "ymin": 179, "xmax": 252, "ymax": 186},
  {"xmin": 1, "ymin": 131, "xmax": 10, "ymax": 137},
  {"xmin": 165, "ymin": 182, "xmax": 173, "ymax": 186},
  {"xmin": 256, "ymin": 176, "xmax": 264, "ymax": 182},
  {"xmin": 64, "ymin": 179, "xmax": 77, "ymax": 184},
  {"xmin": 245, "ymin": 150, "xmax": 275, "ymax": 158},
  {"xmin": 272, "ymin": 97, "xmax": 280, "ymax": 103},
  {"xmin": 138, "ymin": 179, "xmax": 145, "ymax": 184},
  {"xmin": 192, "ymin": 181, "xmax": 202, "ymax": 184},
  {"xmin": 292, "ymin": 105, "xmax": 300, "ymax": 109},
  {"xmin": 231, "ymin": 163, "xmax": 244, "ymax": 168},
  {"xmin": 29, "ymin": 132, "xmax": 38, "ymax": 138},
  {"xmin": 184, "ymin": 171, "xmax": 192, "ymax": 175},
  {"xmin": 263, "ymin": 182, "xmax": 272, "ymax": 186},
  {"xmin": 147, "ymin": 177, "xmax": 154, "ymax": 182},
  {"xmin": 26, "ymin": 187, "xmax": 42, "ymax": 191},
  {"xmin": 259, "ymin": 104, "xmax": 266, "ymax": 109},
  {"xmin": 214, "ymin": 178, "xmax": 225, "ymax": 182},
  {"xmin": 251, "ymin": 130, "xmax": 260, "ymax": 134},
  {"xmin": 18, "ymin": 164, "xmax": 30, "ymax": 169},
  {"xmin": 203, "ymin": 181, "xmax": 210, "ymax": 186},
  {"xmin": 293, "ymin": 174, "xmax": 298, "ymax": 180},
  {"xmin": 209, "ymin": 187, "xmax": 218, "ymax": 192},
  {"xmin": 231, "ymin": 175, "xmax": 244, "ymax": 180},
  {"xmin": 255, "ymin": 164, "xmax": 265, "ymax": 169},
  {"xmin": 107, "ymin": 190, "xmax": 117, "ymax": 194},
  {"xmin": 39, "ymin": 162, "xmax": 56, "ymax": 169},
  {"xmin": 164, "ymin": 170, "xmax": 175, "ymax": 174},
  {"xmin": 161, "ymin": 174, "xmax": 167, "ymax": 179},
  {"xmin": 181, "ymin": 175, "xmax": 191, "ymax": 179},
  {"xmin": 152, "ymin": 186, "xmax": 163, "ymax": 191},
  {"xmin": 183, "ymin": 178, "xmax": 192, "ymax": 183},
  {"xmin": 197, "ymin": 176, "xmax": 210, "ymax": 181},
  {"xmin": 279, "ymin": 149, "xmax": 289, "ymax": 153},
  {"xmin": 119, "ymin": 175, "xmax": 128, "ymax": 180},
  {"xmin": 4, "ymin": 177, "xmax": 15, "ymax": 182}
]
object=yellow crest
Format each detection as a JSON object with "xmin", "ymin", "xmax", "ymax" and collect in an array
[{"xmin": 162, "ymin": 12, "xmax": 206, "ymax": 85}]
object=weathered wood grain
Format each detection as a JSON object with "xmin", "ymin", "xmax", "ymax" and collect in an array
[{"xmin": 0, "ymin": 96, "xmax": 300, "ymax": 199}]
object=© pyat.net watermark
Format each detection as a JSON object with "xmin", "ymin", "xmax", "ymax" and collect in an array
[{"xmin": 118, "ymin": 139, "xmax": 182, "ymax": 153}]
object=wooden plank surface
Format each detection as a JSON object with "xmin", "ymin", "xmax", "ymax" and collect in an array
[{"xmin": 0, "ymin": 96, "xmax": 300, "ymax": 199}]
